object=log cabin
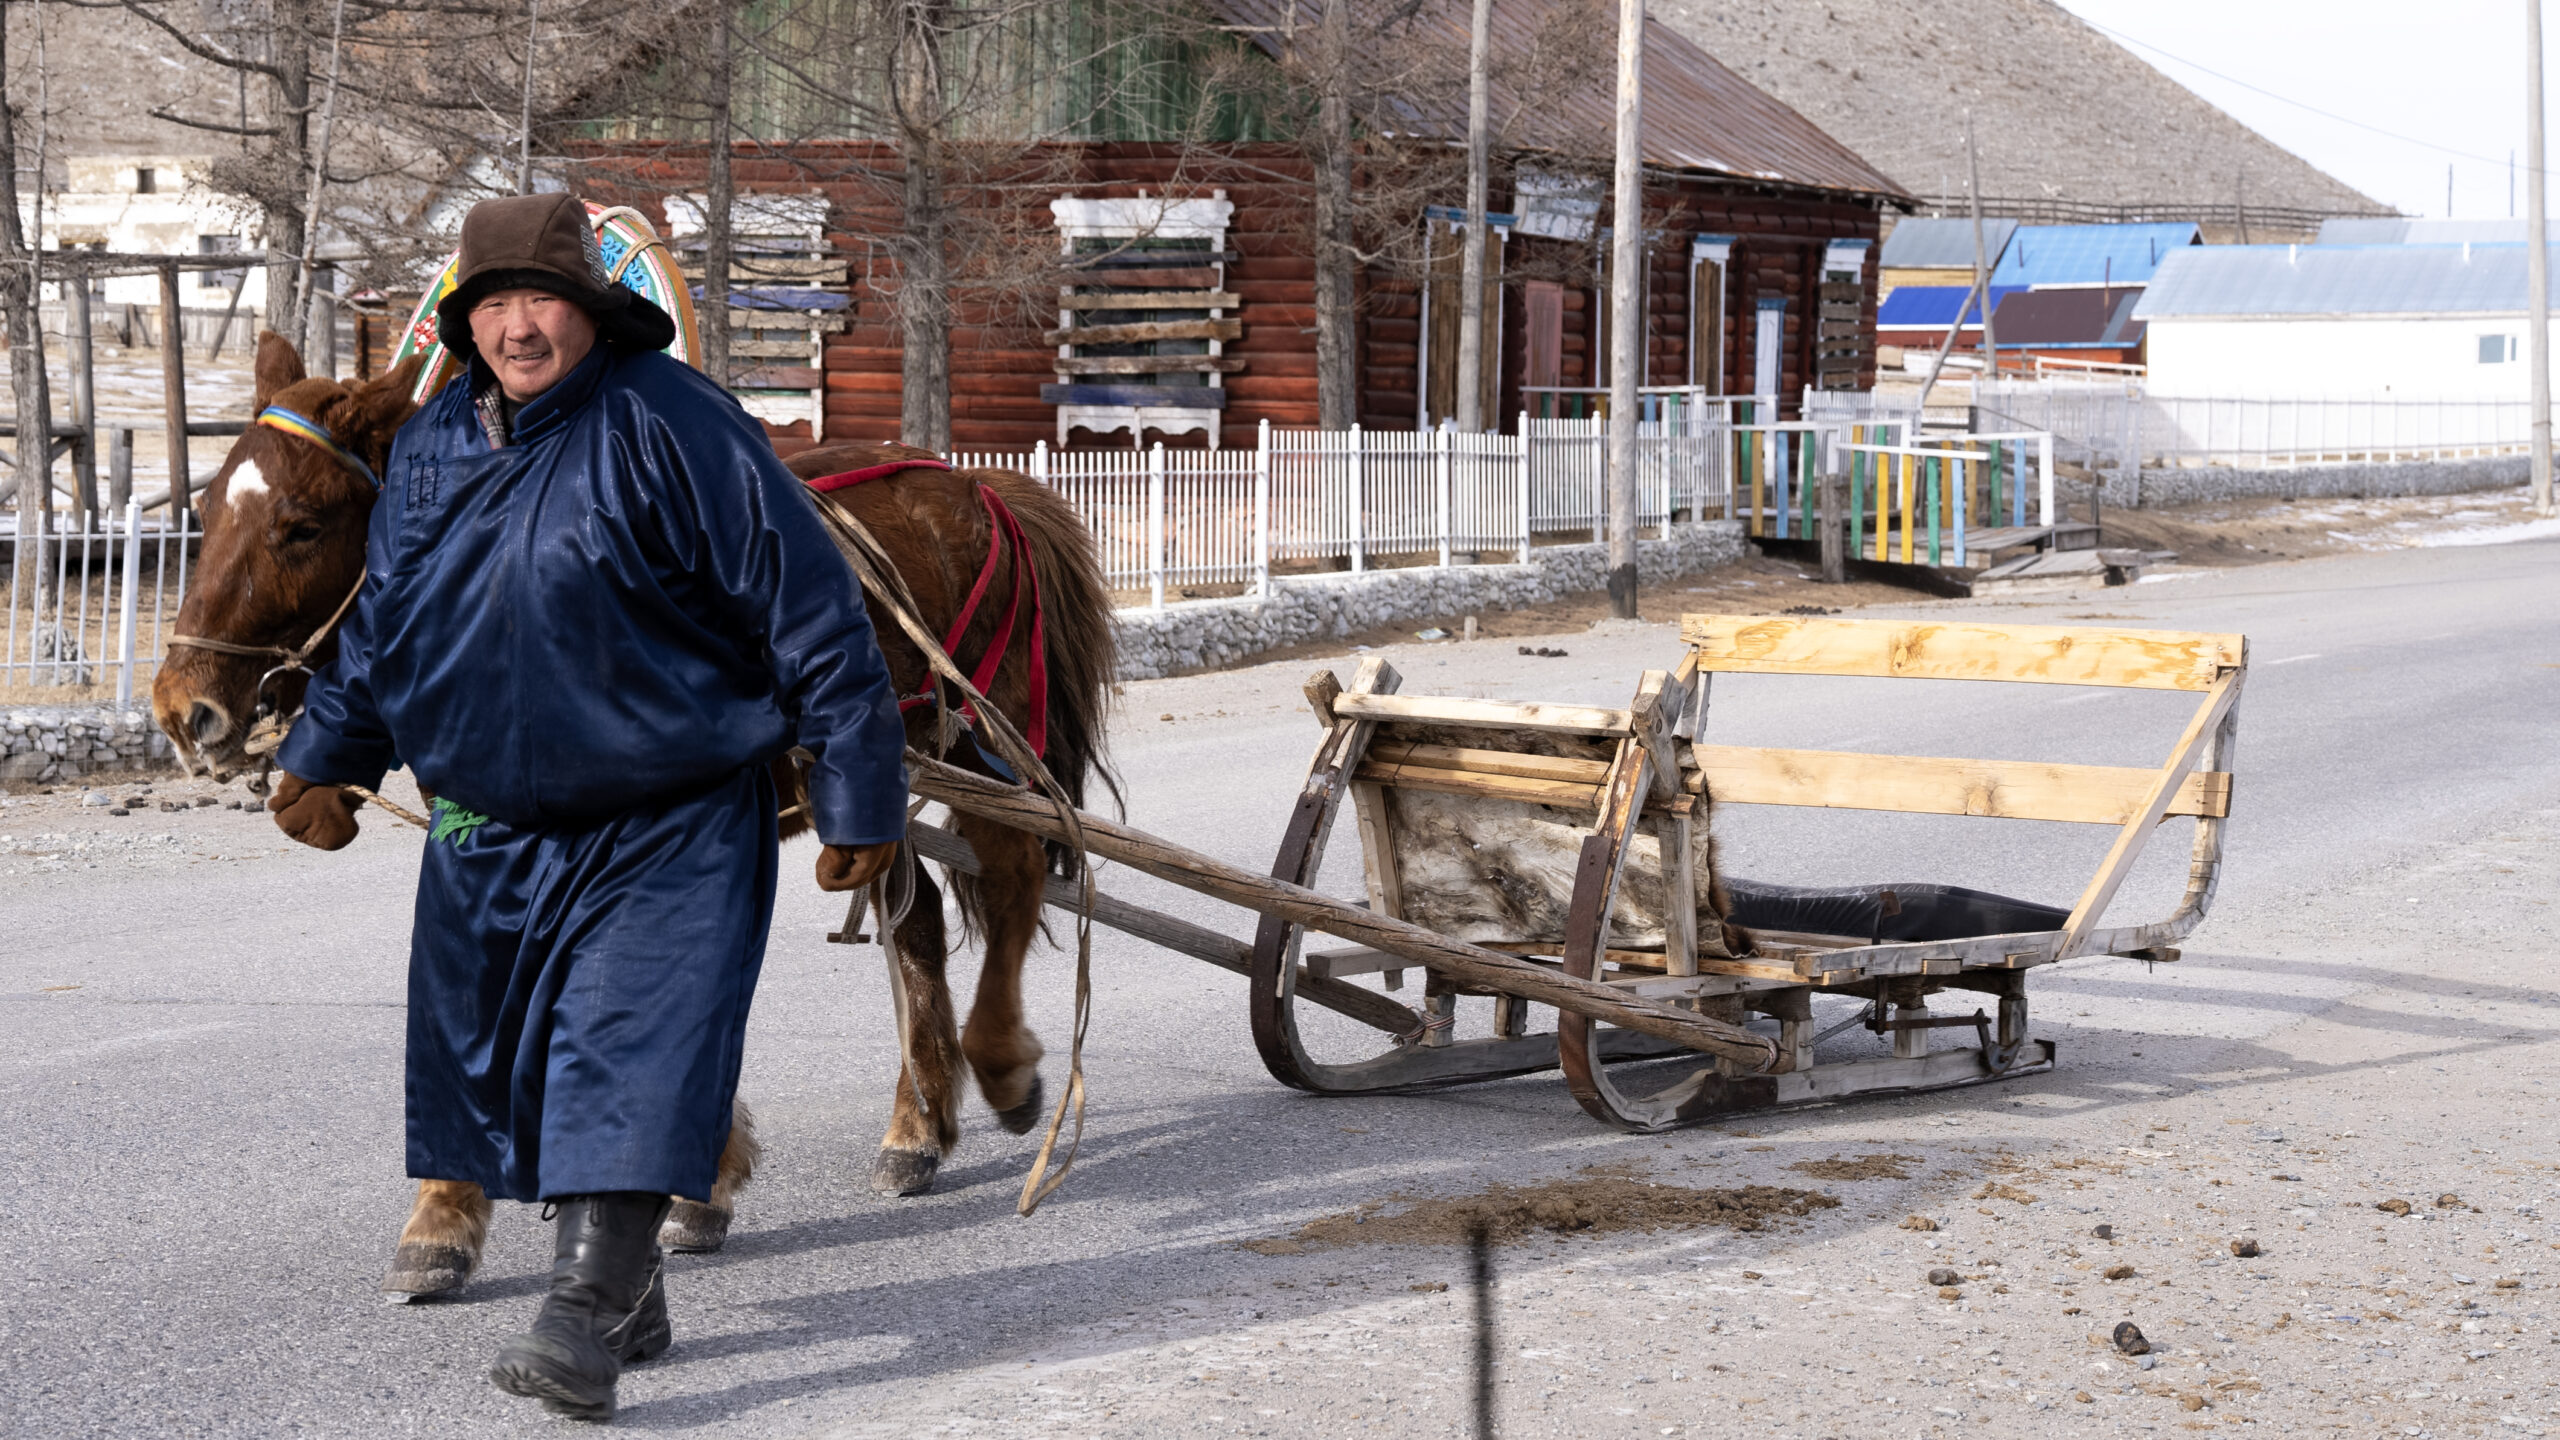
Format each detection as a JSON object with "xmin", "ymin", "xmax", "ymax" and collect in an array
[{"xmin": 572, "ymin": 0, "xmax": 1910, "ymax": 450}]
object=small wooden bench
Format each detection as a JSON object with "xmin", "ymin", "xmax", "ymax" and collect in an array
[{"xmin": 1248, "ymin": 613, "xmax": 2245, "ymax": 1130}]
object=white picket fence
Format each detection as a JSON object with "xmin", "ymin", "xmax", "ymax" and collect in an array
[
  {"xmin": 961, "ymin": 414, "xmax": 1738, "ymax": 608},
  {"xmin": 3, "ymin": 503, "xmax": 199, "ymax": 701}
]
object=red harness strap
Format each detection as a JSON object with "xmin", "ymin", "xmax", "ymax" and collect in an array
[{"xmin": 803, "ymin": 458, "xmax": 1048, "ymax": 758}]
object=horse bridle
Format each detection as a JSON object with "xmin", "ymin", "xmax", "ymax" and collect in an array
[{"xmin": 168, "ymin": 405, "xmax": 380, "ymax": 718}]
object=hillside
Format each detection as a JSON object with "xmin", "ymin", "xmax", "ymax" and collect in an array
[{"xmin": 1650, "ymin": 0, "xmax": 2387, "ymax": 224}]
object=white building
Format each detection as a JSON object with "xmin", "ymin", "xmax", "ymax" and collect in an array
[
  {"xmin": 2135, "ymin": 243, "xmax": 2550, "ymax": 398},
  {"xmin": 37, "ymin": 155, "xmax": 267, "ymax": 315}
]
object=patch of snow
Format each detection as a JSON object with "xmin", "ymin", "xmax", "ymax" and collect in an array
[{"xmin": 2416, "ymin": 516, "xmax": 2560, "ymax": 548}]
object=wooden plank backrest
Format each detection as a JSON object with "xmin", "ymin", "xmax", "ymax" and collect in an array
[
  {"xmin": 1680, "ymin": 614, "xmax": 2246, "ymax": 692},
  {"xmin": 1354, "ymin": 739, "xmax": 2230, "ymax": 826},
  {"xmin": 1685, "ymin": 745, "xmax": 2229, "ymax": 825}
]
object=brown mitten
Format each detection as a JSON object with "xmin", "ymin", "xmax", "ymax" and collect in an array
[
  {"xmin": 269, "ymin": 771, "xmax": 365, "ymax": 851},
  {"xmin": 815, "ymin": 840, "xmax": 899, "ymax": 893}
]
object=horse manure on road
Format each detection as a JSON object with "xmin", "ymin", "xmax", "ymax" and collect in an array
[
  {"xmin": 1239, "ymin": 1169, "xmax": 1840, "ymax": 1253},
  {"xmin": 1783, "ymin": 1152, "xmax": 1921, "ymax": 1182}
]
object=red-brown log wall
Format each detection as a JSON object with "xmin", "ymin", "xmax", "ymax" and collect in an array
[{"xmin": 573, "ymin": 142, "xmax": 1883, "ymax": 446}]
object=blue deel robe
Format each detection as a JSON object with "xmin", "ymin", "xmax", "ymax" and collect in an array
[{"xmin": 278, "ymin": 342, "xmax": 908, "ymax": 1203}]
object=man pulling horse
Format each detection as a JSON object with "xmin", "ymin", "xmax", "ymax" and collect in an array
[{"xmin": 153, "ymin": 193, "xmax": 1118, "ymax": 1423}]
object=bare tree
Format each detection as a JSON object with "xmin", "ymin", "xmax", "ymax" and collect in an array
[
  {"xmin": 121, "ymin": 0, "xmax": 321, "ymax": 338},
  {"xmin": 1236, "ymin": 0, "xmax": 1608, "ymax": 427},
  {"xmin": 700, "ymin": 0, "xmax": 734, "ymax": 388},
  {"xmin": 3, "ymin": 2, "xmax": 59, "ymax": 618}
]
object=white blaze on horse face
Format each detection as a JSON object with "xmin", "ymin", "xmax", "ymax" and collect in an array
[{"xmin": 227, "ymin": 458, "xmax": 271, "ymax": 504}]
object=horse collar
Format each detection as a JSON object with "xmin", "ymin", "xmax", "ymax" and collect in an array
[{"xmin": 257, "ymin": 405, "xmax": 380, "ymax": 490}]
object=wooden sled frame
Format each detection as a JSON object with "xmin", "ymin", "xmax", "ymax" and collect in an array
[{"xmin": 1244, "ymin": 615, "xmax": 2246, "ymax": 1131}]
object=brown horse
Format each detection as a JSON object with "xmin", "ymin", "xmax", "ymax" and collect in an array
[{"xmin": 154, "ymin": 333, "xmax": 1117, "ymax": 1296}]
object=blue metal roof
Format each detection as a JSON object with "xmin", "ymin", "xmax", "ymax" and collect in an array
[
  {"xmin": 2316, "ymin": 218, "xmax": 2524, "ymax": 246},
  {"xmin": 2133, "ymin": 243, "xmax": 2559, "ymax": 319},
  {"xmin": 1877, "ymin": 284, "xmax": 2026, "ymax": 328},
  {"xmin": 1989, "ymin": 223, "xmax": 2199, "ymax": 287},
  {"xmin": 1879, "ymin": 217, "xmax": 2017, "ymax": 270}
]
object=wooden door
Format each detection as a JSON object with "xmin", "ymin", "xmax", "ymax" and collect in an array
[
  {"xmin": 1425, "ymin": 227, "xmax": 1506, "ymax": 428},
  {"xmin": 1524, "ymin": 280, "xmax": 1564, "ymax": 390}
]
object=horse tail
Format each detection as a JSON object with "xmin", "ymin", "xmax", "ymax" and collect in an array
[{"xmin": 977, "ymin": 466, "xmax": 1123, "ymax": 867}]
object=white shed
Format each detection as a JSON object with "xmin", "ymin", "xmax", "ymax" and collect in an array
[{"xmin": 2133, "ymin": 243, "xmax": 2550, "ymax": 398}]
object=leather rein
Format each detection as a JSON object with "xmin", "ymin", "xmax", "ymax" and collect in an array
[{"xmin": 167, "ymin": 405, "xmax": 377, "ymax": 706}]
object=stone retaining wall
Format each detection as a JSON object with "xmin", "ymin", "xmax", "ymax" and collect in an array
[
  {"xmin": 2, "ymin": 708, "xmax": 176, "ymax": 783},
  {"xmin": 2096, "ymin": 456, "xmax": 2525, "ymax": 509},
  {"xmin": 1113, "ymin": 521, "xmax": 1749, "ymax": 679}
]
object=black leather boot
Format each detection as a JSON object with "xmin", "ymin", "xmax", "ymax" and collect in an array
[{"xmin": 487, "ymin": 1192, "xmax": 676, "ymax": 1422}]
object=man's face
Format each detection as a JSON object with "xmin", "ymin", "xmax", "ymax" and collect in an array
[{"xmin": 469, "ymin": 287, "xmax": 598, "ymax": 403}]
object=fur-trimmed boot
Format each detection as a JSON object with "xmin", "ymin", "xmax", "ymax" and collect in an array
[{"xmin": 487, "ymin": 1192, "xmax": 675, "ymax": 1422}]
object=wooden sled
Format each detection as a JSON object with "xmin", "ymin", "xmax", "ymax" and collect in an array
[{"xmin": 1244, "ymin": 614, "xmax": 2246, "ymax": 1131}]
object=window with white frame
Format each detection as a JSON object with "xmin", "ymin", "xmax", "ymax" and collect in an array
[{"xmin": 1045, "ymin": 192, "xmax": 1238, "ymax": 448}]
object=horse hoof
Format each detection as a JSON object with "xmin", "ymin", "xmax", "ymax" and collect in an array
[
  {"xmin": 381, "ymin": 1241, "xmax": 476, "ymax": 1298},
  {"xmin": 871, "ymin": 1146, "xmax": 941, "ymax": 1197},
  {"xmin": 661, "ymin": 1199, "xmax": 731, "ymax": 1254},
  {"xmin": 991, "ymin": 1072, "xmax": 1046, "ymax": 1136}
]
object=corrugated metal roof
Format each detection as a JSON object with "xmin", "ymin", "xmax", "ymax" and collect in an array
[
  {"xmin": 1989, "ymin": 287, "xmax": 2145, "ymax": 348},
  {"xmin": 2316, "ymin": 218, "xmax": 2525, "ymax": 245},
  {"xmin": 1989, "ymin": 223, "xmax": 2199, "ymax": 287},
  {"xmin": 1877, "ymin": 284, "xmax": 2023, "ymax": 327},
  {"xmin": 1879, "ymin": 217, "xmax": 2016, "ymax": 270},
  {"xmin": 1200, "ymin": 0, "xmax": 1907, "ymax": 198},
  {"xmin": 2134, "ymin": 242, "xmax": 2560, "ymax": 319}
]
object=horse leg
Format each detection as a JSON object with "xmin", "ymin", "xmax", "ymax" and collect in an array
[
  {"xmin": 955, "ymin": 813, "xmax": 1049, "ymax": 1135},
  {"xmin": 873, "ymin": 865, "xmax": 964, "ymax": 1197},
  {"xmin": 381, "ymin": 1179, "xmax": 492, "ymax": 1299},
  {"xmin": 663, "ymin": 1096, "xmax": 761, "ymax": 1253}
]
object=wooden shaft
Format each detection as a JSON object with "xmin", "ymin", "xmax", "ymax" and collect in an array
[
  {"xmin": 908, "ymin": 754, "xmax": 1777, "ymax": 1068},
  {"xmin": 901, "ymin": 820, "xmax": 1416, "ymax": 1036}
]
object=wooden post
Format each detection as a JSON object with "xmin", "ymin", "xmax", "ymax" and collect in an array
[
  {"xmin": 1454, "ymin": 0, "xmax": 1492, "ymax": 433},
  {"xmin": 2531, "ymin": 0, "xmax": 2554, "ymax": 515},
  {"xmin": 108, "ymin": 427, "xmax": 132, "ymax": 510},
  {"xmin": 1818, "ymin": 471, "xmax": 1845, "ymax": 583},
  {"xmin": 204, "ymin": 275, "xmax": 246, "ymax": 364},
  {"xmin": 1604, "ymin": 0, "xmax": 1644, "ymax": 619},
  {"xmin": 1966, "ymin": 111, "xmax": 1997, "ymax": 375},
  {"xmin": 158, "ymin": 260, "xmax": 191, "ymax": 525},
  {"xmin": 66, "ymin": 276, "xmax": 97, "ymax": 523}
]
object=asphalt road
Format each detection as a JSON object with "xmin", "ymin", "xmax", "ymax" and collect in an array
[{"xmin": 4, "ymin": 535, "xmax": 2556, "ymax": 1438}]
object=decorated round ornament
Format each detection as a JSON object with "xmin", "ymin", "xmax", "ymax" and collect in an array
[{"xmin": 389, "ymin": 201, "xmax": 700, "ymax": 404}]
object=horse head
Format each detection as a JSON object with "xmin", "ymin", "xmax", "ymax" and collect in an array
[{"xmin": 153, "ymin": 332, "xmax": 423, "ymax": 779}]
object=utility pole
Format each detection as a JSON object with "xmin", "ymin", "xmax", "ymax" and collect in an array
[
  {"xmin": 1967, "ymin": 112, "xmax": 1995, "ymax": 381},
  {"xmin": 1454, "ymin": 0, "xmax": 1492, "ymax": 434},
  {"xmin": 2529, "ymin": 0, "xmax": 2553, "ymax": 514},
  {"xmin": 1605, "ymin": 0, "xmax": 1643, "ymax": 618}
]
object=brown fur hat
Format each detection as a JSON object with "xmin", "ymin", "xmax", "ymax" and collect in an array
[{"xmin": 434, "ymin": 193, "xmax": 676, "ymax": 355}]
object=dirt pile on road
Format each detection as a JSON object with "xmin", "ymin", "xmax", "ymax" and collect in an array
[
  {"xmin": 1784, "ymin": 1152, "xmax": 1921, "ymax": 1181},
  {"xmin": 1241, "ymin": 1169, "xmax": 1840, "ymax": 1253}
]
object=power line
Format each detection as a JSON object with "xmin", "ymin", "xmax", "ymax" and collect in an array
[{"xmin": 2080, "ymin": 14, "xmax": 2552, "ymax": 177}]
